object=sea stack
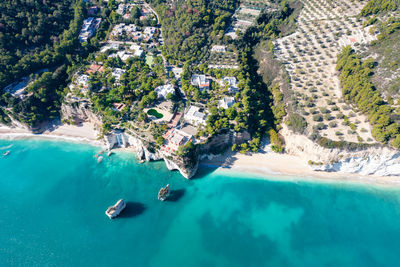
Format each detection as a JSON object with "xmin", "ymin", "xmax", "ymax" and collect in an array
[{"xmin": 105, "ymin": 199, "xmax": 126, "ymax": 219}]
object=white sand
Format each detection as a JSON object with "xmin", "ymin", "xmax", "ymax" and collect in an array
[{"xmin": 0, "ymin": 122, "xmax": 104, "ymax": 147}]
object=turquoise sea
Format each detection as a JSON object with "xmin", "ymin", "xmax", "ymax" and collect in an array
[{"xmin": 1, "ymin": 139, "xmax": 400, "ymax": 266}]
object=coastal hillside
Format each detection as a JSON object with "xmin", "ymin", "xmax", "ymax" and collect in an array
[
  {"xmin": 0, "ymin": 0, "xmax": 87, "ymax": 127},
  {"xmin": 252, "ymin": 0, "xmax": 400, "ymax": 173},
  {"xmin": 1, "ymin": 0, "xmax": 399, "ymax": 178}
]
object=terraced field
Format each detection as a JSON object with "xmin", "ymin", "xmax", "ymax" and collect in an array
[{"xmin": 274, "ymin": 0, "xmax": 378, "ymax": 143}]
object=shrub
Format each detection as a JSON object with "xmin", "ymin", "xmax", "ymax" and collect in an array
[
  {"xmin": 269, "ymin": 129, "xmax": 284, "ymax": 153},
  {"xmin": 320, "ymin": 107, "xmax": 330, "ymax": 114},
  {"xmin": 313, "ymin": 114, "xmax": 323, "ymax": 122},
  {"xmin": 314, "ymin": 123, "xmax": 326, "ymax": 130},
  {"xmin": 286, "ymin": 113, "xmax": 308, "ymax": 134},
  {"xmin": 392, "ymin": 135, "xmax": 400, "ymax": 148},
  {"xmin": 349, "ymin": 123, "xmax": 357, "ymax": 131},
  {"xmin": 324, "ymin": 114, "xmax": 334, "ymax": 121},
  {"xmin": 336, "ymin": 113, "xmax": 345, "ymax": 119}
]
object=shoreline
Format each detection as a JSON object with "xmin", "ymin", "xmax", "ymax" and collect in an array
[
  {"xmin": 1, "ymin": 123, "xmax": 400, "ymax": 187},
  {"xmin": 200, "ymin": 151, "xmax": 400, "ymax": 187},
  {"xmin": 0, "ymin": 123, "xmax": 104, "ymax": 147}
]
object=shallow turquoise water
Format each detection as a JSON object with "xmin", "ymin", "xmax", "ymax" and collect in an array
[{"xmin": 1, "ymin": 139, "xmax": 400, "ymax": 266}]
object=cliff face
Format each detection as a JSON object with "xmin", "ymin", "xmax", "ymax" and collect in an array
[
  {"xmin": 61, "ymin": 99, "xmax": 102, "ymax": 130},
  {"xmin": 164, "ymin": 157, "xmax": 198, "ymax": 179},
  {"xmin": 105, "ymin": 131, "xmax": 198, "ymax": 178},
  {"xmin": 281, "ymin": 125, "xmax": 400, "ymax": 177}
]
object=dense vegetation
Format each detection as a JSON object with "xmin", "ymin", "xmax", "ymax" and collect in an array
[
  {"xmin": 0, "ymin": 0, "xmax": 76, "ymax": 88},
  {"xmin": 0, "ymin": 0, "xmax": 88, "ymax": 127},
  {"xmin": 337, "ymin": 46, "xmax": 400, "ymax": 148},
  {"xmin": 361, "ymin": 0, "xmax": 400, "ymax": 16},
  {"xmin": 149, "ymin": 0, "xmax": 237, "ymax": 64},
  {"xmin": 89, "ymin": 55, "xmax": 166, "ymax": 132},
  {"xmin": 0, "ymin": 0, "xmax": 116, "ymax": 127}
]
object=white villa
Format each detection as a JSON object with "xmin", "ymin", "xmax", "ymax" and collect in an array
[
  {"xmin": 111, "ymin": 68, "xmax": 126, "ymax": 81},
  {"xmin": 143, "ymin": 27, "xmax": 157, "ymax": 39},
  {"xmin": 155, "ymin": 84, "xmax": 175, "ymax": 99},
  {"xmin": 161, "ymin": 128, "xmax": 194, "ymax": 154},
  {"xmin": 110, "ymin": 50, "xmax": 134, "ymax": 62},
  {"xmin": 69, "ymin": 74, "xmax": 91, "ymax": 93},
  {"xmin": 221, "ymin": 76, "xmax": 239, "ymax": 93},
  {"xmin": 130, "ymin": 44, "xmax": 144, "ymax": 57},
  {"xmin": 111, "ymin": 23, "xmax": 138, "ymax": 38},
  {"xmin": 100, "ymin": 43, "xmax": 120, "ymax": 53},
  {"xmin": 79, "ymin": 17, "xmax": 101, "ymax": 43},
  {"xmin": 211, "ymin": 45, "xmax": 226, "ymax": 53},
  {"xmin": 218, "ymin": 97, "xmax": 235, "ymax": 109},
  {"xmin": 185, "ymin": 106, "xmax": 207, "ymax": 126},
  {"xmin": 191, "ymin": 74, "xmax": 210, "ymax": 90}
]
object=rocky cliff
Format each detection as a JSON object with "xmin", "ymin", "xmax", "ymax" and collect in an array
[
  {"xmin": 164, "ymin": 157, "xmax": 198, "ymax": 179},
  {"xmin": 281, "ymin": 125, "xmax": 400, "ymax": 176},
  {"xmin": 105, "ymin": 130, "xmax": 198, "ymax": 178},
  {"xmin": 61, "ymin": 97, "xmax": 102, "ymax": 130}
]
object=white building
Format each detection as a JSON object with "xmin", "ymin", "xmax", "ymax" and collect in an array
[
  {"xmin": 218, "ymin": 97, "xmax": 235, "ymax": 109},
  {"xmin": 130, "ymin": 44, "xmax": 144, "ymax": 57},
  {"xmin": 155, "ymin": 84, "xmax": 175, "ymax": 99},
  {"xmin": 100, "ymin": 43, "xmax": 120, "ymax": 53},
  {"xmin": 79, "ymin": 17, "xmax": 101, "ymax": 43},
  {"xmin": 185, "ymin": 106, "xmax": 207, "ymax": 126},
  {"xmin": 110, "ymin": 50, "xmax": 134, "ymax": 62},
  {"xmin": 69, "ymin": 74, "xmax": 91, "ymax": 93},
  {"xmin": 111, "ymin": 23, "xmax": 138, "ymax": 38},
  {"xmin": 161, "ymin": 128, "xmax": 194, "ymax": 155},
  {"xmin": 143, "ymin": 27, "xmax": 157, "ymax": 38},
  {"xmin": 191, "ymin": 74, "xmax": 210, "ymax": 90},
  {"xmin": 111, "ymin": 68, "xmax": 126, "ymax": 81},
  {"xmin": 221, "ymin": 76, "xmax": 239, "ymax": 93},
  {"xmin": 211, "ymin": 45, "xmax": 226, "ymax": 53}
]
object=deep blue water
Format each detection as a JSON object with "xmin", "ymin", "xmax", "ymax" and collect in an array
[{"xmin": 0, "ymin": 139, "xmax": 400, "ymax": 267}]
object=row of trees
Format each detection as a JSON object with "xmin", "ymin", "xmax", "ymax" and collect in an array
[
  {"xmin": 337, "ymin": 46, "xmax": 400, "ymax": 148},
  {"xmin": 361, "ymin": 0, "xmax": 399, "ymax": 16}
]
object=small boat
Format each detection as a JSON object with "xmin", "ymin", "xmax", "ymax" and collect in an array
[
  {"xmin": 105, "ymin": 199, "xmax": 126, "ymax": 219},
  {"xmin": 3, "ymin": 151, "xmax": 10, "ymax": 156},
  {"xmin": 158, "ymin": 184, "xmax": 170, "ymax": 202},
  {"xmin": 97, "ymin": 156, "xmax": 103, "ymax": 163},
  {"xmin": 139, "ymin": 159, "xmax": 145, "ymax": 164},
  {"xmin": 107, "ymin": 151, "xmax": 113, "ymax": 157}
]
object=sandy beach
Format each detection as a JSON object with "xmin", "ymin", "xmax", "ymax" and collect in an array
[{"xmin": 0, "ymin": 122, "xmax": 104, "ymax": 147}]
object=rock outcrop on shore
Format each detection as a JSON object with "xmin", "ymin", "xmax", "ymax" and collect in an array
[
  {"xmin": 105, "ymin": 131, "xmax": 198, "ymax": 179},
  {"xmin": 281, "ymin": 125, "xmax": 400, "ymax": 177}
]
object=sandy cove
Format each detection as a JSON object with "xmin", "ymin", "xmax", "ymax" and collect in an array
[
  {"xmin": 0, "ymin": 122, "xmax": 104, "ymax": 147},
  {"xmin": 1, "ymin": 122, "xmax": 400, "ymax": 186}
]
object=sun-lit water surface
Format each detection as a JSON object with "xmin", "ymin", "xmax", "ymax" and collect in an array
[{"xmin": 0, "ymin": 139, "xmax": 400, "ymax": 267}]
